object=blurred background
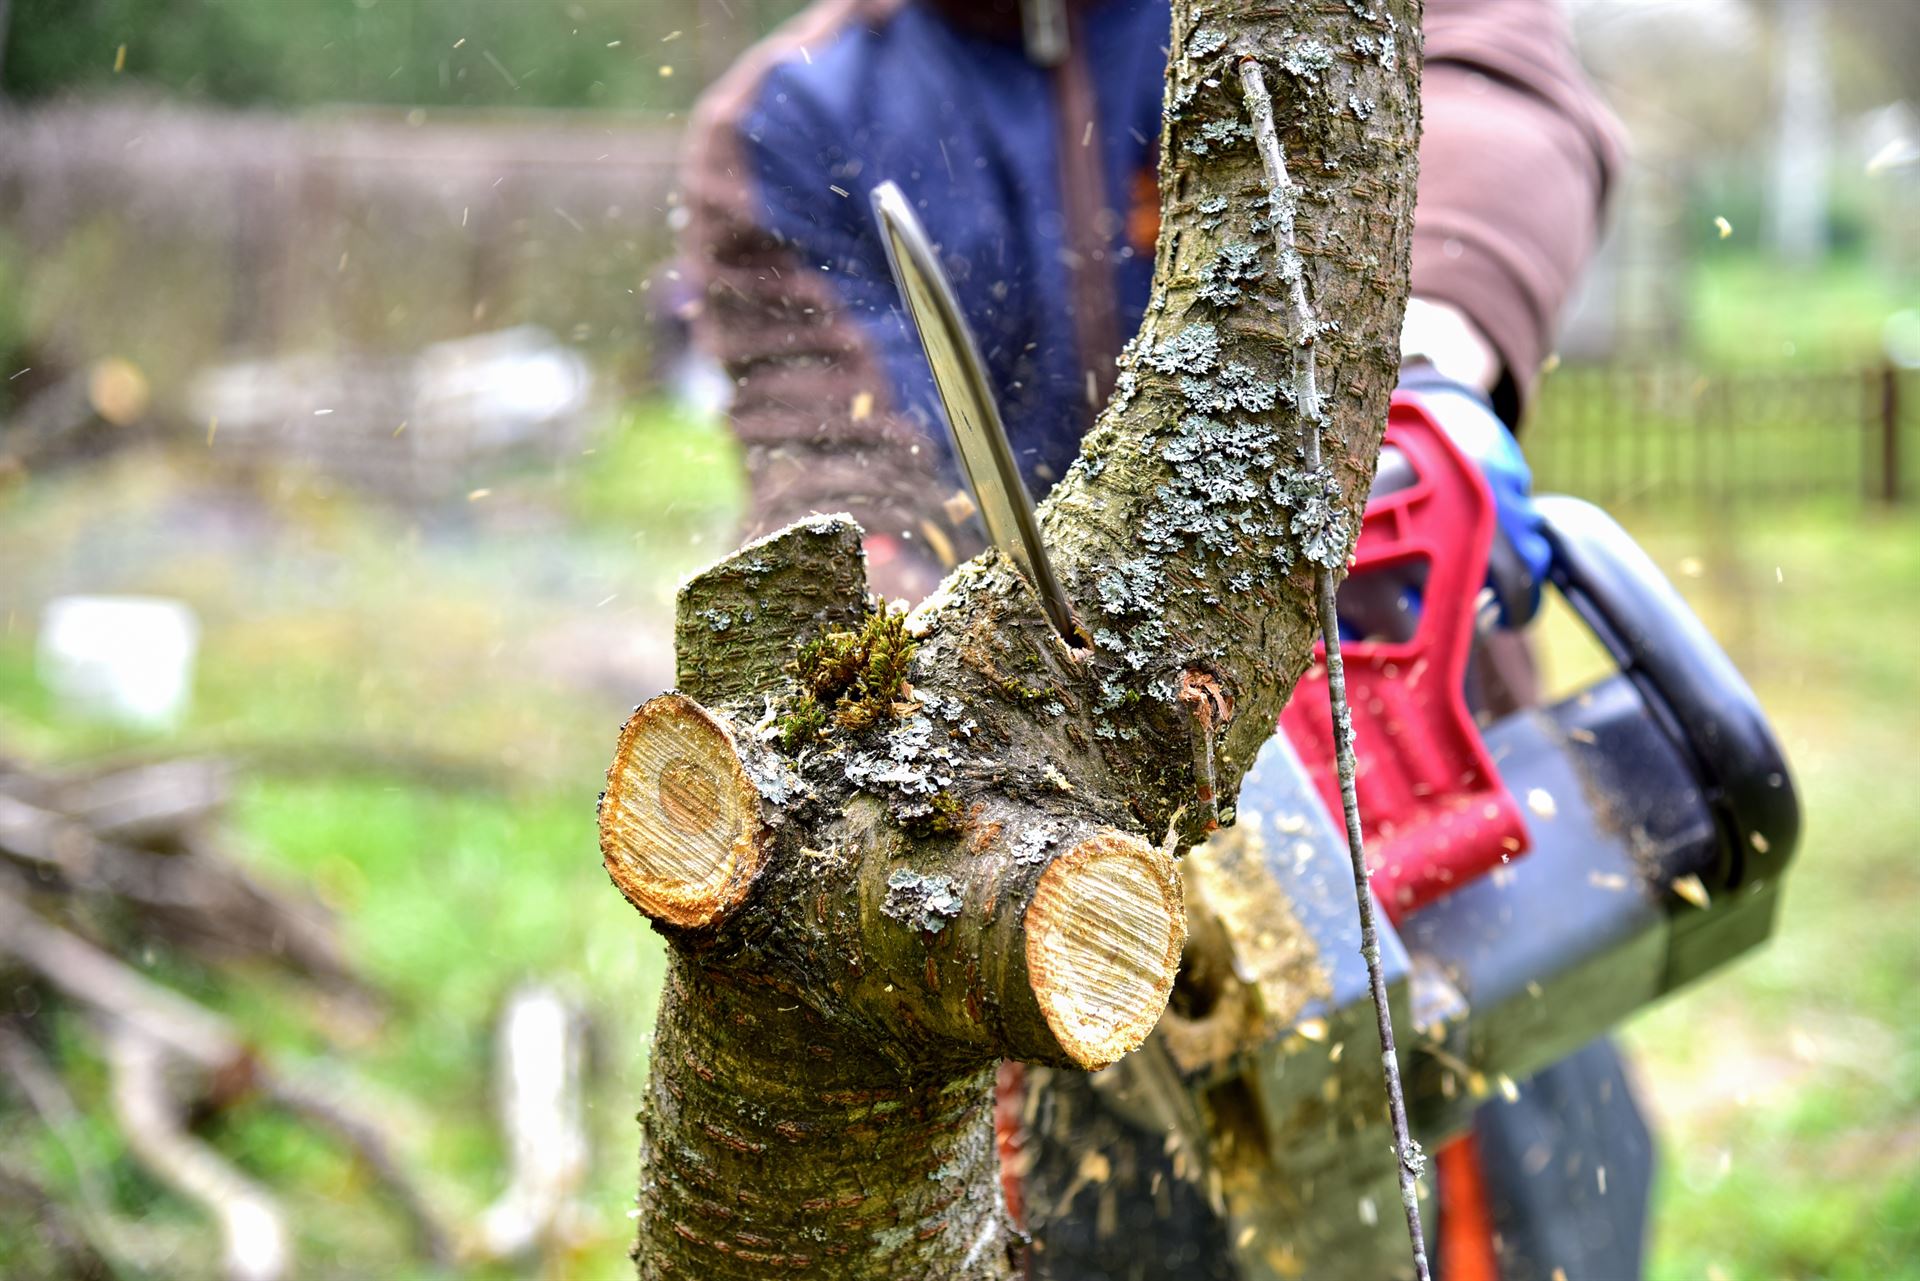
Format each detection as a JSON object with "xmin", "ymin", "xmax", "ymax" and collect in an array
[{"xmin": 0, "ymin": 1, "xmax": 1913, "ymax": 1278}]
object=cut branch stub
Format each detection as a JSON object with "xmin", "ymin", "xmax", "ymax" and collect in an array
[
  {"xmin": 838, "ymin": 809, "xmax": 1188, "ymax": 1071},
  {"xmin": 674, "ymin": 514, "xmax": 870, "ymax": 704},
  {"xmin": 599, "ymin": 694, "xmax": 769, "ymax": 929},
  {"xmin": 1022, "ymin": 830, "xmax": 1185, "ymax": 1069}
]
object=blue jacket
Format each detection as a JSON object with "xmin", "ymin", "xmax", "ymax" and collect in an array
[
  {"xmin": 683, "ymin": 0, "xmax": 1550, "ymax": 608},
  {"xmin": 683, "ymin": 0, "xmax": 1171, "ymax": 553},
  {"xmin": 739, "ymin": 1, "xmax": 1167, "ymax": 487}
]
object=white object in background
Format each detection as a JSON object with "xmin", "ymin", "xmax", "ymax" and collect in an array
[
  {"xmin": 474, "ymin": 984, "xmax": 591, "ymax": 1262},
  {"xmin": 1885, "ymin": 311, "xmax": 1920, "ymax": 370},
  {"xmin": 412, "ymin": 325, "xmax": 596, "ymax": 452},
  {"xmin": 38, "ymin": 596, "xmax": 200, "ymax": 730}
]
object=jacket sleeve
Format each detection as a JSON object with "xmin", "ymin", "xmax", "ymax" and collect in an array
[
  {"xmin": 1411, "ymin": 0, "xmax": 1627, "ymax": 418},
  {"xmin": 680, "ymin": 61, "xmax": 958, "ymax": 570}
]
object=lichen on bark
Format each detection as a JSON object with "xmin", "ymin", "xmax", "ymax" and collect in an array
[
  {"xmin": 606, "ymin": 2, "xmax": 1422, "ymax": 1277},
  {"xmin": 1041, "ymin": 0, "xmax": 1420, "ymax": 847}
]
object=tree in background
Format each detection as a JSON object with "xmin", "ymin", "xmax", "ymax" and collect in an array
[{"xmin": 0, "ymin": 0, "xmax": 806, "ymax": 112}]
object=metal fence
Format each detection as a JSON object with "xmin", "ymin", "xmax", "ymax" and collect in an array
[{"xmin": 1526, "ymin": 363, "xmax": 1907, "ymax": 509}]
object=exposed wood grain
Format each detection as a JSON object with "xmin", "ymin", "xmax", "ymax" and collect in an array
[
  {"xmin": 599, "ymin": 693, "xmax": 768, "ymax": 929},
  {"xmin": 1024, "ymin": 831, "xmax": 1184, "ymax": 1069}
]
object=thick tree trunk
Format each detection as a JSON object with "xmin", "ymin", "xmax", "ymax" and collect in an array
[{"xmin": 604, "ymin": 3, "xmax": 1422, "ymax": 1276}]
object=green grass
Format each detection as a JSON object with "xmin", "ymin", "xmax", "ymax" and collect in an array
[
  {"xmin": 1688, "ymin": 251, "xmax": 1915, "ymax": 372},
  {"xmin": 564, "ymin": 399, "xmax": 746, "ymax": 540},
  {"xmin": 0, "ymin": 401, "xmax": 744, "ymax": 1279},
  {"xmin": 0, "ymin": 759, "xmax": 658, "ymax": 1278},
  {"xmin": 1522, "ymin": 251, "xmax": 1916, "ymax": 511},
  {"xmin": 1578, "ymin": 507, "xmax": 1920, "ymax": 1281},
  {"xmin": 222, "ymin": 776, "xmax": 663, "ymax": 1279}
]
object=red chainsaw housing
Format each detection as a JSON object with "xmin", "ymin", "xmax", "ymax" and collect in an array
[{"xmin": 1277, "ymin": 394, "xmax": 1530, "ymax": 922}]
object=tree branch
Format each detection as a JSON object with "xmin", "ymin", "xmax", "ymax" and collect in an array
[{"xmin": 105, "ymin": 1023, "xmax": 290, "ymax": 1281}]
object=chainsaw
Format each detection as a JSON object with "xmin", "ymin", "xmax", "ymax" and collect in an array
[{"xmin": 872, "ymin": 183, "xmax": 1801, "ymax": 1278}]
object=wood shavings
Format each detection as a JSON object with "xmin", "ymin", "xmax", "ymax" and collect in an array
[{"xmin": 1671, "ymin": 874, "xmax": 1711, "ymax": 910}]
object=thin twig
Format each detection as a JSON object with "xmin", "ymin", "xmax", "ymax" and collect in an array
[
  {"xmin": 0, "ymin": 1025, "xmax": 146, "ymax": 1278},
  {"xmin": 1239, "ymin": 60, "xmax": 1322, "ymax": 441},
  {"xmin": 1241, "ymin": 56, "xmax": 1431, "ymax": 1281},
  {"xmin": 1315, "ymin": 573, "xmax": 1430, "ymax": 1276}
]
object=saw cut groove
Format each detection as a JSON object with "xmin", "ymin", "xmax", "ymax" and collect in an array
[
  {"xmin": 600, "ymin": 694, "xmax": 766, "ymax": 929},
  {"xmin": 1022, "ymin": 830, "xmax": 1184, "ymax": 1069},
  {"xmin": 658, "ymin": 759, "xmax": 722, "ymax": 831}
]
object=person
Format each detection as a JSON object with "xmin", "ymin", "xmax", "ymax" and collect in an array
[{"xmin": 678, "ymin": 2, "xmax": 1642, "ymax": 1277}]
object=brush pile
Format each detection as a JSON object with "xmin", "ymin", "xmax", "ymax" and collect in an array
[{"xmin": 0, "ymin": 751, "xmax": 448, "ymax": 1280}]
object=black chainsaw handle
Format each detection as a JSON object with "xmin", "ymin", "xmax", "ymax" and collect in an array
[{"xmin": 1535, "ymin": 496, "xmax": 1801, "ymax": 889}]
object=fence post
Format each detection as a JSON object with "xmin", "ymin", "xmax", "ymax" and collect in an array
[{"xmin": 1879, "ymin": 364, "xmax": 1903, "ymax": 506}]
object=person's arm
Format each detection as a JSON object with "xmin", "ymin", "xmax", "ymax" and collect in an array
[
  {"xmin": 680, "ymin": 58, "xmax": 956, "ymax": 601},
  {"xmin": 1409, "ymin": 0, "xmax": 1627, "ymax": 425}
]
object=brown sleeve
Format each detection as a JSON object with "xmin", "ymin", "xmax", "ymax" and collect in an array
[
  {"xmin": 679, "ymin": 0, "xmax": 948, "ymax": 557},
  {"xmin": 1411, "ymin": 0, "xmax": 1627, "ymax": 416}
]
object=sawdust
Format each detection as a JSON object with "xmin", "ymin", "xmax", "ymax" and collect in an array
[{"xmin": 1156, "ymin": 814, "xmax": 1331, "ymax": 1075}]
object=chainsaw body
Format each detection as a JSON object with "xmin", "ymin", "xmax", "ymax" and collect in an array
[{"xmin": 1108, "ymin": 395, "xmax": 1801, "ymax": 1278}]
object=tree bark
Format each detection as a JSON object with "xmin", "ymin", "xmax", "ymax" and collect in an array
[{"xmin": 604, "ymin": 3, "xmax": 1422, "ymax": 1276}]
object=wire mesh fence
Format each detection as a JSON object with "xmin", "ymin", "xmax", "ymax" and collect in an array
[{"xmin": 1527, "ymin": 363, "xmax": 1907, "ymax": 510}]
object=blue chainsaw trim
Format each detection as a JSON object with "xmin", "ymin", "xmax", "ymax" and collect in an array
[{"xmin": 1398, "ymin": 366, "xmax": 1554, "ymax": 625}]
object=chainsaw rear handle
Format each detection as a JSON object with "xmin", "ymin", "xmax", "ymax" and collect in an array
[{"xmin": 1535, "ymin": 496, "xmax": 1801, "ymax": 889}]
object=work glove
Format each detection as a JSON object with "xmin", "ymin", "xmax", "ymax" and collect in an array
[{"xmin": 1393, "ymin": 365, "xmax": 1552, "ymax": 628}]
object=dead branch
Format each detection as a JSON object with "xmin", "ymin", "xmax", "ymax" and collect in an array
[
  {"xmin": 48, "ymin": 758, "xmax": 231, "ymax": 845},
  {"xmin": 0, "ymin": 1154, "xmax": 117, "ymax": 1281},
  {"xmin": 0, "ymin": 891, "xmax": 238, "ymax": 1066},
  {"xmin": 0, "ymin": 1025, "xmax": 145, "ymax": 1277},
  {"xmin": 264, "ymin": 1071, "xmax": 452, "ymax": 1264},
  {"xmin": 0, "ymin": 892, "xmax": 452, "ymax": 1264},
  {"xmin": 0, "ymin": 778, "xmax": 367, "ymax": 999},
  {"xmin": 104, "ymin": 1022, "xmax": 290, "ymax": 1281}
]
